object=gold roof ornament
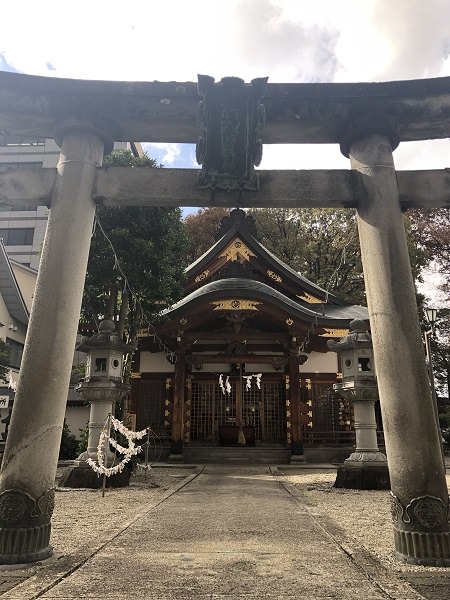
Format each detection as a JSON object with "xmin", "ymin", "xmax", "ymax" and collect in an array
[
  {"xmin": 320, "ymin": 328, "xmax": 349, "ymax": 338},
  {"xmin": 220, "ymin": 238, "xmax": 256, "ymax": 263},
  {"xmin": 212, "ymin": 299, "xmax": 261, "ymax": 311},
  {"xmin": 298, "ymin": 291, "xmax": 323, "ymax": 304}
]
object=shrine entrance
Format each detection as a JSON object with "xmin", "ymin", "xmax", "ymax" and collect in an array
[{"xmin": 188, "ymin": 377, "xmax": 286, "ymax": 445}]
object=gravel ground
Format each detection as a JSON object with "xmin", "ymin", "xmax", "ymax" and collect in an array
[
  {"xmin": 52, "ymin": 465, "xmax": 195, "ymax": 557},
  {"xmin": 51, "ymin": 464, "xmax": 450, "ymax": 575},
  {"xmin": 280, "ymin": 468, "xmax": 450, "ymax": 574}
]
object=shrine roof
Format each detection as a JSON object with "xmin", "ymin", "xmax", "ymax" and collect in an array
[
  {"xmin": 161, "ymin": 278, "xmax": 368, "ymax": 328},
  {"xmin": 185, "ymin": 210, "xmax": 345, "ymax": 304}
]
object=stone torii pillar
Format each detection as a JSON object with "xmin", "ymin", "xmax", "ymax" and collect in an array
[
  {"xmin": 341, "ymin": 123, "xmax": 450, "ymax": 566},
  {"xmin": 0, "ymin": 124, "xmax": 109, "ymax": 564}
]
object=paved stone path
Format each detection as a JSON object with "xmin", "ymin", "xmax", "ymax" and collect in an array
[{"xmin": 1, "ymin": 464, "xmax": 437, "ymax": 600}]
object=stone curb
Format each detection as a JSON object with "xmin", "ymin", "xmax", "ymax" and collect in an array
[
  {"xmin": 271, "ymin": 466, "xmax": 427, "ymax": 600},
  {"xmin": 0, "ymin": 467, "xmax": 204, "ymax": 599}
]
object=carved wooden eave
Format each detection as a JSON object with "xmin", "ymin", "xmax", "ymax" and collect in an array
[{"xmin": 146, "ymin": 278, "xmax": 368, "ymax": 356}]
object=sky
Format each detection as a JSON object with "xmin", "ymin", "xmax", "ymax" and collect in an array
[{"xmin": 1, "ymin": 0, "xmax": 449, "ymax": 303}]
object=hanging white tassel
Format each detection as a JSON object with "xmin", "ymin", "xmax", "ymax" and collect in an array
[
  {"xmin": 244, "ymin": 375, "xmax": 252, "ymax": 390},
  {"xmin": 254, "ymin": 373, "xmax": 262, "ymax": 389},
  {"xmin": 219, "ymin": 374, "xmax": 226, "ymax": 395}
]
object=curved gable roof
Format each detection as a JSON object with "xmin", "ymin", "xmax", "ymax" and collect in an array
[
  {"xmin": 162, "ymin": 278, "xmax": 367, "ymax": 329},
  {"xmin": 185, "ymin": 210, "xmax": 345, "ymax": 305}
]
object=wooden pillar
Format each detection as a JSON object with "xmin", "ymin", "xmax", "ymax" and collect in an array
[
  {"xmin": 288, "ymin": 351, "xmax": 304, "ymax": 459},
  {"xmin": 170, "ymin": 352, "xmax": 185, "ymax": 456}
]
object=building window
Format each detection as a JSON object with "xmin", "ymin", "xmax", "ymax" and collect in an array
[
  {"xmin": 6, "ymin": 338, "xmax": 24, "ymax": 369},
  {"xmin": 0, "ymin": 228, "xmax": 34, "ymax": 245},
  {"xmin": 2, "ymin": 136, "xmax": 45, "ymax": 146}
]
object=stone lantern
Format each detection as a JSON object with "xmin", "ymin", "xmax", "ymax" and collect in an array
[
  {"xmin": 327, "ymin": 319, "xmax": 389, "ymax": 489},
  {"xmin": 60, "ymin": 320, "xmax": 135, "ymax": 488}
]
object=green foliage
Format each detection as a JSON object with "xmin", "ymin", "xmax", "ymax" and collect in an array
[
  {"xmin": 82, "ymin": 150, "xmax": 189, "ymax": 341},
  {"xmin": 0, "ymin": 339, "xmax": 9, "ymax": 383},
  {"xmin": 102, "ymin": 149, "xmax": 161, "ymax": 168},
  {"xmin": 77, "ymin": 423, "xmax": 89, "ymax": 455},
  {"xmin": 59, "ymin": 420, "xmax": 79, "ymax": 460},
  {"xmin": 70, "ymin": 363, "xmax": 86, "ymax": 386}
]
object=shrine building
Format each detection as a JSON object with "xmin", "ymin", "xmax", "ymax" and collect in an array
[{"xmin": 130, "ymin": 208, "xmax": 371, "ymax": 463}]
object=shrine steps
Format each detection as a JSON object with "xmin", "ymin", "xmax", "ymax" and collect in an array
[{"xmin": 181, "ymin": 445, "xmax": 291, "ymax": 465}]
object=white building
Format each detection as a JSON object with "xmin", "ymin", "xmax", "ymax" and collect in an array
[{"xmin": 0, "ymin": 136, "xmax": 139, "ymax": 269}]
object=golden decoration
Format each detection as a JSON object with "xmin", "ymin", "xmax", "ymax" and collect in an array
[
  {"xmin": 220, "ymin": 237, "xmax": 255, "ymax": 263},
  {"xmin": 298, "ymin": 292, "xmax": 323, "ymax": 304},
  {"xmin": 131, "ymin": 372, "xmax": 141, "ymax": 379},
  {"xmin": 212, "ymin": 299, "xmax": 261, "ymax": 311},
  {"xmin": 285, "ymin": 318, "xmax": 294, "ymax": 326},
  {"xmin": 137, "ymin": 327, "xmax": 150, "ymax": 337},
  {"xmin": 164, "ymin": 410, "xmax": 170, "ymax": 417},
  {"xmin": 320, "ymin": 328, "xmax": 349, "ymax": 338},
  {"xmin": 179, "ymin": 317, "xmax": 188, "ymax": 325},
  {"xmin": 194, "ymin": 270, "xmax": 210, "ymax": 283},
  {"xmin": 267, "ymin": 270, "xmax": 282, "ymax": 283}
]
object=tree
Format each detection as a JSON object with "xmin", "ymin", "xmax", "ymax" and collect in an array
[
  {"xmin": 184, "ymin": 207, "xmax": 231, "ymax": 263},
  {"xmin": 409, "ymin": 209, "xmax": 450, "ymax": 398},
  {"xmin": 183, "ymin": 206, "xmax": 429, "ymax": 306},
  {"xmin": 408, "ymin": 208, "xmax": 450, "ymax": 295},
  {"xmin": 82, "ymin": 150, "xmax": 189, "ymax": 341},
  {"xmin": 0, "ymin": 339, "xmax": 10, "ymax": 383},
  {"xmin": 250, "ymin": 208, "xmax": 365, "ymax": 303}
]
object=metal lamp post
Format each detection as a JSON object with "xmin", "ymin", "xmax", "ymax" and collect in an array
[{"xmin": 328, "ymin": 319, "xmax": 389, "ymax": 489}]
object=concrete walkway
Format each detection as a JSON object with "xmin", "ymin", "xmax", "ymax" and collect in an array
[{"xmin": 0, "ymin": 465, "xmax": 438, "ymax": 599}]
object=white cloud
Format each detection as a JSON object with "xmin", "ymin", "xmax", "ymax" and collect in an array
[{"xmin": 144, "ymin": 143, "xmax": 181, "ymax": 166}]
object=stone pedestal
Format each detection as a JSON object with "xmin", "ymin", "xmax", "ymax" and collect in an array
[
  {"xmin": 334, "ymin": 463, "xmax": 390, "ymax": 489},
  {"xmin": 61, "ymin": 380, "xmax": 130, "ymax": 489},
  {"xmin": 59, "ymin": 465, "xmax": 131, "ymax": 489},
  {"xmin": 335, "ymin": 384, "xmax": 389, "ymax": 489}
]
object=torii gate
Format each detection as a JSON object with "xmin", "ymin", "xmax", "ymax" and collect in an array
[{"xmin": 0, "ymin": 71, "xmax": 449, "ymax": 567}]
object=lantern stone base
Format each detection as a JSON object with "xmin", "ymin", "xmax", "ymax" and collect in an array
[
  {"xmin": 58, "ymin": 465, "xmax": 131, "ymax": 489},
  {"xmin": 334, "ymin": 463, "xmax": 390, "ymax": 490}
]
